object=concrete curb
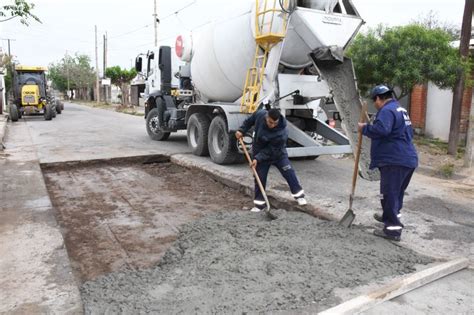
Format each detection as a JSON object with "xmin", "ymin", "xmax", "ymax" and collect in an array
[
  {"xmin": 0, "ymin": 114, "xmax": 8, "ymax": 151},
  {"xmin": 170, "ymin": 154, "xmax": 339, "ymax": 222}
]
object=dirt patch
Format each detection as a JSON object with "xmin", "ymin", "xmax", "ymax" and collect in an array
[
  {"xmin": 43, "ymin": 162, "xmax": 250, "ymax": 282},
  {"xmin": 81, "ymin": 210, "xmax": 432, "ymax": 314}
]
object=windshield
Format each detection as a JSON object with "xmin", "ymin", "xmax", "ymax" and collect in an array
[
  {"xmin": 16, "ymin": 72, "xmax": 47, "ymax": 98},
  {"xmin": 18, "ymin": 72, "xmax": 45, "ymax": 86}
]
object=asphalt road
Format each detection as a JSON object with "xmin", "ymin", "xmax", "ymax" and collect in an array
[{"xmin": 15, "ymin": 102, "xmax": 474, "ymax": 312}]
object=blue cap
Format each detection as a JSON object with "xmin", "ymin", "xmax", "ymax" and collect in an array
[{"xmin": 370, "ymin": 85, "xmax": 392, "ymax": 99}]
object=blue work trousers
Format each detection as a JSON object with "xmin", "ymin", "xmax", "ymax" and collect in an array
[
  {"xmin": 379, "ymin": 165, "xmax": 415, "ymax": 237},
  {"xmin": 254, "ymin": 157, "xmax": 304, "ymax": 209}
]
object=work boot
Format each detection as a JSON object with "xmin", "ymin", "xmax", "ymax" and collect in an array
[
  {"xmin": 373, "ymin": 229, "xmax": 400, "ymax": 242},
  {"xmin": 374, "ymin": 213, "xmax": 401, "ymax": 223},
  {"xmin": 250, "ymin": 207, "xmax": 261, "ymax": 213},
  {"xmin": 373, "ymin": 213, "xmax": 383, "ymax": 223},
  {"xmin": 297, "ymin": 198, "xmax": 307, "ymax": 206}
]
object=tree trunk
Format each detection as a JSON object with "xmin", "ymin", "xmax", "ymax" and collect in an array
[
  {"xmin": 121, "ymin": 83, "xmax": 130, "ymax": 106},
  {"xmin": 465, "ymin": 97, "xmax": 474, "ymax": 168},
  {"xmin": 447, "ymin": 0, "xmax": 473, "ymax": 155}
]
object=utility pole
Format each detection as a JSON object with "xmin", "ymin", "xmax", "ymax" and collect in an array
[
  {"xmin": 448, "ymin": 0, "xmax": 473, "ymax": 155},
  {"xmin": 95, "ymin": 25, "xmax": 100, "ymax": 104},
  {"xmin": 103, "ymin": 33, "xmax": 107, "ymax": 75},
  {"xmin": 153, "ymin": 0, "xmax": 158, "ymax": 47},
  {"xmin": 103, "ymin": 32, "xmax": 108, "ymax": 103},
  {"xmin": 65, "ymin": 50, "xmax": 70, "ymax": 100},
  {"xmin": 0, "ymin": 38, "xmax": 16, "ymax": 56}
]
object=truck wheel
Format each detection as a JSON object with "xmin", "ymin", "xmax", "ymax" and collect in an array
[
  {"xmin": 146, "ymin": 108, "xmax": 170, "ymax": 141},
  {"xmin": 9, "ymin": 104, "xmax": 19, "ymax": 122},
  {"xmin": 44, "ymin": 104, "xmax": 53, "ymax": 121},
  {"xmin": 208, "ymin": 115, "xmax": 240, "ymax": 164},
  {"xmin": 52, "ymin": 105, "xmax": 57, "ymax": 118},
  {"xmin": 56, "ymin": 101, "xmax": 62, "ymax": 114},
  {"xmin": 187, "ymin": 113, "xmax": 211, "ymax": 156}
]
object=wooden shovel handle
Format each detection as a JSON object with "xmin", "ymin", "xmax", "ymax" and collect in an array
[
  {"xmin": 351, "ymin": 102, "xmax": 368, "ymax": 196},
  {"xmin": 238, "ymin": 137, "xmax": 270, "ymax": 210}
]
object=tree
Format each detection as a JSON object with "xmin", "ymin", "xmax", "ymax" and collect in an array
[
  {"xmin": 105, "ymin": 66, "xmax": 137, "ymax": 105},
  {"xmin": 49, "ymin": 53, "xmax": 96, "ymax": 100},
  {"xmin": 0, "ymin": 0, "xmax": 40, "ymax": 25},
  {"xmin": 0, "ymin": 52, "xmax": 13, "ymax": 93},
  {"xmin": 448, "ymin": 0, "xmax": 473, "ymax": 156},
  {"xmin": 347, "ymin": 24, "xmax": 469, "ymax": 99}
]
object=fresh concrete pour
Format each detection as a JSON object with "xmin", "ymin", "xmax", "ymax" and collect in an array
[{"xmin": 81, "ymin": 210, "xmax": 432, "ymax": 313}]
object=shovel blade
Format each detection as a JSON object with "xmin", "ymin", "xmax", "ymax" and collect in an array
[
  {"xmin": 339, "ymin": 209, "xmax": 355, "ymax": 227},
  {"xmin": 265, "ymin": 207, "xmax": 278, "ymax": 220}
]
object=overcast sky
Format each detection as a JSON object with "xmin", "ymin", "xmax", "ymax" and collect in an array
[{"xmin": 0, "ymin": 0, "xmax": 467, "ymax": 73}]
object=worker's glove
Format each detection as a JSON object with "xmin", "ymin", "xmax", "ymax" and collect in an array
[{"xmin": 235, "ymin": 131, "xmax": 243, "ymax": 139}]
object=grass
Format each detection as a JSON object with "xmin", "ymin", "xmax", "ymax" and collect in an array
[
  {"xmin": 414, "ymin": 135, "xmax": 464, "ymax": 159},
  {"xmin": 436, "ymin": 163, "xmax": 455, "ymax": 178}
]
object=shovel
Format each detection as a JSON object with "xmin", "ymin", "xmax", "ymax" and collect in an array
[
  {"xmin": 238, "ymin": 138, "xmax": 277, "ymax": 220},
  {"xmin": 340, "ymin": 102, "xmax": 368, "ymax": 227}
]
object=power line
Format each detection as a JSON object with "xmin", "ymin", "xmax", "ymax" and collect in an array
[
  {"xmin": 108, "ymin": 24, "xmax": 151, "ymax": 39},
  {"xmin": 160, "ymin": 0, "xmax": 197, "ymax": 21}
]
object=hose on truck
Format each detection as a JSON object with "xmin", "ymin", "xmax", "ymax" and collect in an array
[{"xmin": 279, "ymin": 0, "xmax": 297, "ymax": 15}]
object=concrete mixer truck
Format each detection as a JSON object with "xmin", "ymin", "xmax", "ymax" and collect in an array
[{"xmin": 136, "ymin": 0, "xmax": 371, "ymax": 173}]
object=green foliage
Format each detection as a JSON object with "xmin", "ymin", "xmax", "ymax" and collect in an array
[
  {"xmin": 348, "ymin": 24, "xmax": 469, "ymax": 98},
  {"xmin": 105, "ymin": 66, "xmax": 137, "ymax": 86},
  {"xmin": 48, "ymin": 53, "xmax": 96, "ymax": 92},
  {"xmin": 0, "ymin": 0, "xmax": 40, "ymax": 25},
  {"xmin": 0, "ymin": 53, "xmax": 13, "ymax": 92},
  {"xmin": 436, "ymin": 163, "xmax": 455, "ymax": 178}
]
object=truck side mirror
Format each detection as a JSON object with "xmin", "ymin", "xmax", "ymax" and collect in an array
[{"xmin": 135, "ymin": 57, "xmax": 143, "ymax": 72}]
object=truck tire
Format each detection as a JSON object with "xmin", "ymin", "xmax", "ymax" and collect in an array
[
  {"xmin": 187, "ymin": 113, "xmax": 211, "ymax": 156},
  {"xmin": 146, "ymin": 108, "xmax": 171, "ymax": 141},
  {"xmin": 44, "ymin": 104, "xmax": 53, "ymax": 121},
  {"xmin": 52, "ymin": 104, "xmax": 57, "ymax": 118},
  {"xmin": 9, "ymin": 104, "xmax": 19, "ymax": 122},
  {"xmin": 208, "ymin": 115, "xmax": 240, "ymax": 164},
  {"xmin": 56, "ymin": 101, "xmax": 62, "ymax": 114}
]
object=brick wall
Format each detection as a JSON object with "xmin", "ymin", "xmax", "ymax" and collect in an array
[{"xmin": 409, "ymin": 84, "xmax": 428, "ymax": 132}]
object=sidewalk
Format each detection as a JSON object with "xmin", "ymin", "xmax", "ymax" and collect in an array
[{"xmin": 0, "ymin": 120, "xmax": 82, "ymax": 314}]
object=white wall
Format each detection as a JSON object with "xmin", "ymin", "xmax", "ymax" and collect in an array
[
  {"xmin": 0, "ymin": 73, "xmax": 5, "ymax": 112},
  {"xmin": 425, "ymin": 82, "xmax": 453, "ymax": 141}
]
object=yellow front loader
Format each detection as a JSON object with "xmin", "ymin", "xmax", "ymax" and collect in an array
[{"xmin": 10, "ymin": 65, "xmax": 55, "ymax": 121}]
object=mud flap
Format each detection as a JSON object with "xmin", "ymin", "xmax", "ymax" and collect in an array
[{"xmin": 311, "ymin": 56, "xmax": 379, "ymax": 181}]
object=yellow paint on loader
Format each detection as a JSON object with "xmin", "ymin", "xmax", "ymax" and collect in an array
[{"xmin": 21, "ymin": 84, "xmax": 41, "ymax": 106}]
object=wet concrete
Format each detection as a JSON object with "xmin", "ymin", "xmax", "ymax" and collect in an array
[
  {"xmin": 315, "ymin": 58, "xmax": 379, "ymax": 181},
  {"xmin": 81, "ymin": 210, "xmax": 432, "ymax": 314}
]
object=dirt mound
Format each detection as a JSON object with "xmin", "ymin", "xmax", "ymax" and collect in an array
[{"xmin": 81, "ymin": 210, "xmax": 432, "ymax": 313}]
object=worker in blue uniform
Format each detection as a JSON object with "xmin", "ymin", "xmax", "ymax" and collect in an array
[
  {"xmin": 358, "ymin": 85, "xmax": 418, "ymax": 241},
  {"xmin": 235, "ymin": 108, "xmax": 307, "ymax": 212}
]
